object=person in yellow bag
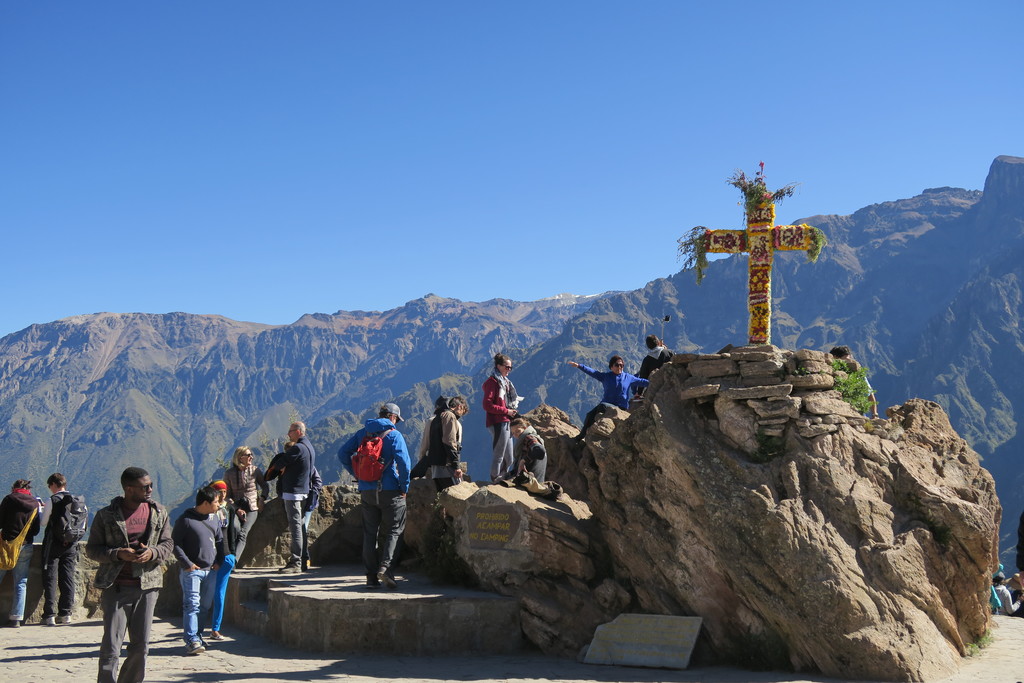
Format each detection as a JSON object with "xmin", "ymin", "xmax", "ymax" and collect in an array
[{"xmin": 0, "ymin": 479, "xmax": 41, "ymax": 627}]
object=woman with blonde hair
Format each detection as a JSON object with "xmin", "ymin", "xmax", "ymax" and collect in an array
[{"xmin": 222, "ymin": 446, "xmax": 269, "ymax": 565}]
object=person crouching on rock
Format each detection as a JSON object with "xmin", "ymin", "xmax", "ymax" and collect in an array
[
  {"xmin": 567, "ymin": 355, "xmax": 648, "ymax": 442},
  {"xmin": 509, "ymin": 417, "xmax": 547, "ymax": 482}
]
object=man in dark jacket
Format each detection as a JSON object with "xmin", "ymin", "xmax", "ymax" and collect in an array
[
  {"xmin": 338, "ymin": 403, "xmax": 411, "ymax": 589},
  {"xmin": 40, "ymin": 472, "xmax": 84, "ymax": 625},
  {"xmin": 267, "ymin": 421, "xmax": 315, "ymax": 573},
  {"xmin": 0, "ymin": 479, "xmax": 40, "ymax": 627},
  {"xmin": 86, "ymin": 466, "xmax": 174, "ymax": 683}
]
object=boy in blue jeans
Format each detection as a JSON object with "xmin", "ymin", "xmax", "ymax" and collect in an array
[{"xmin": 171, "ymin": 486, "xmax": 223, "ymax": 655}]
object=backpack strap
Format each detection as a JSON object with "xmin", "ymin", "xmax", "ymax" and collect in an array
[{"xmin": 375, "ymin": 428, "xmax": 395, "ymax": 491}]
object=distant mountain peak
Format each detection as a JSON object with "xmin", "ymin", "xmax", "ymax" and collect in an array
[{"xmin": 980, "ymin": 155, "xmax": 1024, "ymax": 215}]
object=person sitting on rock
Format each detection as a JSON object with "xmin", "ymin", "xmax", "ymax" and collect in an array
[
  {"xmin": 635, "ymin": 334, "xmax": 673, "ymax": 397},
  {"xmin": 567, "ymin": 355, "xmax": 648, "ymax": 442},
  {"xmin": 1006, "ymin": 573, "xmax": 1024, "ymax": 617},
  {"xmin": 509, "ymin": 417, "xmax": 546, "ymax": 482},
  {"xmin": 992, "ymin": 570, "xmax": 1021, "ymax": 615}
]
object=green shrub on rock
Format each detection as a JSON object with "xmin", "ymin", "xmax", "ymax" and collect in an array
[{"xmin": 831, "ymin": 360, "xmax": 874, "ymax": 415}]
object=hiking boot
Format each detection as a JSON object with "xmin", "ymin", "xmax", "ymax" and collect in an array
[
  {"xmin": 57, "ymin": 615, "xmax": 72, "ymax": 624},
  {"xmin": 365, "ymin": 573, "xmax": 381, "ymax": 589},
  {"xmin": 185, "ymin": 640, "xmax": 205, "ymax": 655},
  {"xmin": 42, "ymin": 616, "xmax": 56, "ymax": 626},
  {"xmin": 278, "ymin": 561, "xmax": 301, "ymax": 574},
  {"xmin": 377, "ymin": 566, "xmax": 397, "ymax": 590}
]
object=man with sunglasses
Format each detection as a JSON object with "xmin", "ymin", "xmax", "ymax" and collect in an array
[
  {"xmin": 86, "ymin": 467, "xmax": 174, "ymax": 683},
  {"xmin": 567, "ymin": 355, "xmax": 649, "ymax": 442}
]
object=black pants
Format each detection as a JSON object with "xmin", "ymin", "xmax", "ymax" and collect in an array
[
  {"xmin": 580, "ymin": 402, "xmax": 615, "ymax": 438},
  {"xmin": 43, "ymin": 543, "xmax": 79, "ymax": 618}
]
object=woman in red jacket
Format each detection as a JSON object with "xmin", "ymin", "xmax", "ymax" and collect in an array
[{"xmin": 482, "ymin": 353, "xmax": 520, "ymax": 482}]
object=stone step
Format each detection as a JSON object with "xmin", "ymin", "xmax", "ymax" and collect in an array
[{"xmin": 221, "ymin": 566, "xmax": 523, "ymax": 656}]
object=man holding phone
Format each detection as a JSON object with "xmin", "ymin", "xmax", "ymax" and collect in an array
[{"xmin": 86, "ymin": 467, "xmax": 174, "ymax": 683}]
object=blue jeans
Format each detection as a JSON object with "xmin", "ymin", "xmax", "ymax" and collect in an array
[
  {"xmin": 179, "ymin": 568, "xmax": 216, "ymax": 644},
  {"xmin": 0, "ymin": 542, "xmax": 33, "ymax": 620},
  {"xmin": 210, "ymin": 555, "xmax": 236, "ymax": 632},
  {"xmin": 282, "ymin": 498, "xmax": 304, "ymax": 564}
]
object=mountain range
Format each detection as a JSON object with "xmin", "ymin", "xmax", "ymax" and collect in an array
[{"xmin": 1, "ymin": 155, "xmax": 1021, "ymax": 563}]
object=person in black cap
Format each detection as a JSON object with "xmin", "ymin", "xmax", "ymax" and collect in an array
[{"xmin": 337, "ymin": 403, "xmax": 411, "ymax": 589}]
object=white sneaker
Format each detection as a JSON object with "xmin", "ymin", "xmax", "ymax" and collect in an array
[
  {"xmin": 42, "ymin": 616, "xmax": 56, "ymax": 626},
  {"xmin": 56, "ymin": 615, "xmax": 72, "ymax": 624},
  {"xmin": 185, "ymin": 640, "xmax": 205, "ymax": 655}
]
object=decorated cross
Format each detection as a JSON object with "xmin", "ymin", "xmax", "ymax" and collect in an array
[{"xmin": 678, "ymin": 165, "xmax": 827, "ymax": 345}]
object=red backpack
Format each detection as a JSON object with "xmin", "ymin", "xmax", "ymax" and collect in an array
[{"xmin": 351, "ymin": 429, "xmax": 394, "ymax": 482}]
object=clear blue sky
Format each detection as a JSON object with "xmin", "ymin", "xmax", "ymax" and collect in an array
[{"xmin": 2, "ymin": 2, "xmax": 1020, "ymax": 338}]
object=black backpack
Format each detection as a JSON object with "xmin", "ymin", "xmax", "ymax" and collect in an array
[{"xmin": 54, "ymin": 492, "xmax": 89, "ymax": 545}]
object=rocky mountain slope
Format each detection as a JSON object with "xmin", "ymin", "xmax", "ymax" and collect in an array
[
  {"xmin": 0, "ymin": 156, "xmax": 1021, "ymax": 559},
  {"xmin": 0, "ymin": 294, "xmax": 600, "ymax": 505}
]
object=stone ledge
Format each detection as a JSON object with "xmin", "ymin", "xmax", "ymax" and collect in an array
[
  {"xmin": 720, "ymin": 384, "xmax": 793, "ymax": 400},
  {"xmin": 226, "ymin": 568, "xmax": 523, "ymax": 656}
]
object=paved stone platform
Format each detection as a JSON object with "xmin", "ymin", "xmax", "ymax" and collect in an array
[
  {"xmin": 2, "ymin": 615, "xmax": 1022, "ymax": 682},
  {"xmin": 223, "ymin": 566, "xmax": 523, "ymax": 655}
]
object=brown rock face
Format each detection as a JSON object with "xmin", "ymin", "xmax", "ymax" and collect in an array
[
  {"xmin": 577, "ymin": 349, "xmax": 999, "ymax": 681},
  {"xmin": 430, "ymin": 482, "xmax": 621, "ymax": 656}
]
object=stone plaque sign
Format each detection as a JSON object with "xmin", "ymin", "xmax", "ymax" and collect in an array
[
  {"xmin": 467, "ymin": 504, "xmax": 520, "ymax": 549},
  {"xmin": 583, "ymin": 613, "xmax": 702, "ymax": 670}
]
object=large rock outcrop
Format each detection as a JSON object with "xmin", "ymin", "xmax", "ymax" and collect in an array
[
  {"xmin": 578, "ymin": 346, "xmax": 999, "ymax": 680},
  {"xmin": 413, "ymin": 345, "xmax": 999, "ymax": 681}
]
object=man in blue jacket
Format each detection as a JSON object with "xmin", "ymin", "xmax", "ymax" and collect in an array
[{"xmin": 338, "ymin": 403, "xmax": 411, "ymax": 589}]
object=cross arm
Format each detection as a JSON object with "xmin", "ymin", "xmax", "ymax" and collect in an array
[
  {"xmin": 772, "ymin": 224, "xmax": 828, "ymax": 261},
  {"xmin": 678, "ymin": 226, "xmax": 748, "ymax": 285}
]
